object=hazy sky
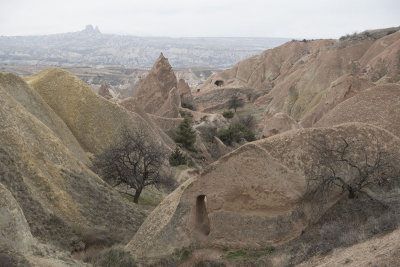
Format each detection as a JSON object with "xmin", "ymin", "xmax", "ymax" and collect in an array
[{"xmin": 0, "ymin": 0, "xmax": 399, "ymax": 38}]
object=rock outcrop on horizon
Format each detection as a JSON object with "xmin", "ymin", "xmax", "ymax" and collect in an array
[{"xmin": 98, "ymin": 84, "xmax": 113, "ymax": 100}]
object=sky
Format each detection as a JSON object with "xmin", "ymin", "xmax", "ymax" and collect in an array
[{"xmin": 0, "ymin": 0, "xmax": 399, "ymax": 39}]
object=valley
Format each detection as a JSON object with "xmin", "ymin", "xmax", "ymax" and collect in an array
[{"xmin": 0, "ymin": 26, "xmax": 400, "ymax": 267}]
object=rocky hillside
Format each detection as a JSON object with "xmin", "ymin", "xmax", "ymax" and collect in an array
[
  {"xmin": 124, "ymin": 27, "xmax": 400, "ymax": 266},
  {"xmin": 0, "ymin": 69, "xmax": 171, "ymax": 265},
  {"xmin": 127, "ymin": 123, "xmax": 400, "ymax": 265},
  {"xmin": 25, "ymin": 68, "xmax": 165, "ymax": 155},
  {"xmin": 196, "ymin": 27, "xmax": 400, "ymax": 134}
]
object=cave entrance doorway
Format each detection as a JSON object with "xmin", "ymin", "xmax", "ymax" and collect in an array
[
  {"xmin": 214, "ymin": 80, "xmax": 224, "ymax": 87},
  {"xmin": 195, "ymin": 195, "xmax": 210, "ymax": 235}
]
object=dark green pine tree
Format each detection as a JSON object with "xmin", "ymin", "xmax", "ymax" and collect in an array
[
  {"xmin": 174, "ymin": 116, "xmax": 196, "ymax": 151},
  {"xmin": 169, "ymin": 147, "xmax": 187, "ymax": 166}
]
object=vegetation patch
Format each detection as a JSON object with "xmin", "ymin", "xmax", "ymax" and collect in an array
[
  {"xmin": 119, "ymin": 188, "xmax": 164, "ymax": 207},
  {"xmin": 222, "ymin": 110, "xmax": 234, "ymax": 119},
  {"xmin": 173, "ymin": 116, "xmax": 197, "ymax": 151},
  {"xmin": 169, "ymin": 147, "xmax": 187, "ymax": 166},
  {"xmin": 217, "ymin": 123, "xmax": 256, "ymax": 146},
  {"xmin": 182, "ymin": 102, "xmax": 195, "ymax": 110}
]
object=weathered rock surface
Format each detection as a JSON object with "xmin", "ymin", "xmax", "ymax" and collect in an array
[
  {"xmin": 315, "ymin": 83, "xmax": 400, "ymax": 137},
  {"xmin": 299, "ymin": 227, "xmax": 400, "ymax": 267},
  {"xmin": 157, "ymin": 86, "xmax": 181, "ymax": 118},
  {"xmin": 98, "ymin": 84, "xmax": 113, "ymax": 100},
  {"xmin": 177, "ymin": 78, "xmax": 194, "ymax": 105},
  {"xmin": 127, "ymin": 123, "xmax": 400, "ymax": 258},
  {"xmin": 25, "ymin": 68, "xmax": 163, "ymax": 155},
  {"xmin": 0, "ymin": 183, "xmax": 35, "ymax": 254},
  {"xmin": 119, "ymin": 97, "xmax": 176, "ymax": 148},
  {"xmin": 0, "ymin": 73, "xmax": 148, "ymax": 251},
  {"xmin": 133, "ymin": 53, "xmax": 180, "ymax": 118},
  {"xmin": 262, "ymin": 112, "xmax": 300, "ymax": 138},
  {"xmin": 198, "ymin": 28, "xmax": 400, "ymax": 125},
  {"xmin": 0, "ymin": 72, "xmax": 89, "ymax": 164}
]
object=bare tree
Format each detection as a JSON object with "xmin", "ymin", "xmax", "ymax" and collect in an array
[
  {"xmin": 93, "ymin": 127, "xmax": 174, "ymax": 203},
  {"xmin": 306, "ymin": 135, "xmax": 399, "ymax": 199},
  {"xmin": 228, "ymin": 95, "xmax": 244, "ymax": 112},
  {"xmin": 233, "ymin": 114, "xmax": 256, "ymax": 129}
]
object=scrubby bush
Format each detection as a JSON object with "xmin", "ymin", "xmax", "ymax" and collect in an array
[
  {"xmin": 217, "ymin": 123, "xmax": 256, "ymax": 146},
  {"xmin": 179, "ymin": 110, "xmax": 193, "ymax": 118},
  {"xmin": 222, "ymin": 110, "xmax": 234, "ymax": 119},
  {"xmin": 233, "ymin": 114, "xmax": 256, "ymax": 129},
  {"xmin": 169, "ymin": 147, "xmax": 187, "ymax": 166},
  {"xmin": 182, "ymin": 102, "xmax": 195, "ymax": 110},
  {"xmin": 197, "ymin": 125, "xmax": 217, "ymax": 143}
]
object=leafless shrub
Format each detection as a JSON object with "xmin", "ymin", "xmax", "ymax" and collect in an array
[
  {"xmin": 232, "ymin": 114, "xmax": 256, "ymax": 129},
  {"xmin": 306, "ymin": 135, "xmax": 400, "ymax": 200},
  {"xmin": 93, "ymin": 127, "xmax": 173, "ymax": 203}
]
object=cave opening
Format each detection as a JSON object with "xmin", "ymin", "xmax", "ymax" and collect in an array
[
  {"xmin": 195, "ymin": 195, "xmax": 210, "ymax": 235},
  {"xmin": 214, "ymin": 80, "xmax": 224, "ymax": 86}
]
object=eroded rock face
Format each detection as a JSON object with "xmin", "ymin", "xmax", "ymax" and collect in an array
[
  {"xmin": 25, "ymin": 68, "xmax": 163, "ymax": 155},
  {"xmin": 314, "ymin": 83, "xmax": 400, "ymax": 137},
  {"xmin": 119, "ymin": 97, "xmax": 176, "ymax": 148},
  {"xmin": 133, "ymin": 53, "xmax": 179, "ymax": 117},
  {"xmin": 98, "ymin": 84, "xmax": 113, "ymax": 100},
  {"xmin": 177, "ymin": 78, "xmax": 193, "ymax": 105},
  {"xmin": 0, "ymin": 183, "xmax": 35, "ymax": 254},
  {"xmin": 127, "ymin": 123, "xmax": 400, "ymax": 258},
  {"xmin": 1, "ymin": 72, "xmax": 148, "ymax": 251},
  {"xmin": 0, "ymin": 72, "xmax": 89, "ymax": 164},
  {"xmin": 157, "ymin": 86, "xmax": 181, "ymax": 118},
  {"xmin": 198, "ymin": 29, "xmax": 400, "ymax": 125},
  {"xmin": 262, "ymin": 112, "xmax": 300, "ymax": 138}
]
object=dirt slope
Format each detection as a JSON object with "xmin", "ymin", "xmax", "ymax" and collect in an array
[
  {"xmin": 0, "ymin": 72, "xmax": 88, "ymax": 164},
  {"xmin": 25, "ymin": 68, "xmax": 163, "ymax": 155},
  {"xmin": 315, "ymin": 83, "xmax": 400, "ymax": 137},
  {"xmin": 0, "ymin": 77, "xmax": 147, "ymax": 252},
  {"xmin": 299, "ymin": 228, "xmax": 400, "ymax": 267}
]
